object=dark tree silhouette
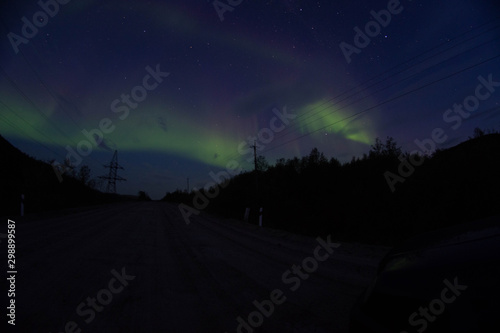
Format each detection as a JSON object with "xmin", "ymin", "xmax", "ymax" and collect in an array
[
  {"xmin": 138, "ymin": 191, "xmax": 151, "ymax": 201},
  {"xmin": 256, "ymin": 155, "xmax": 269, "ymax": 172},
  {"xmin": 369, "ymin": 136, "xmax": 401, "ymax": 158}
]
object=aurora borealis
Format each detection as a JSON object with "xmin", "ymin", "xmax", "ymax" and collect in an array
[{"xmin": 1, "ymin": 0, "xmax": 500, "ymax": 198}]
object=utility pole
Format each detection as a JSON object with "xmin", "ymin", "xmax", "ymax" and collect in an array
[
  {"xmin": 252, "ymin": 141, "xmax": 258, "ymax": 172},
  {"xmin": 99, "ymin": 150, "xmax": 126, "ymax": 193},
  {"xmin": 251, "ymin": 141, "xmax": 260, "ymax": 224},
  {"xmin": 187, "ymin": 177, "xmax": 190, "ymax": 193}
]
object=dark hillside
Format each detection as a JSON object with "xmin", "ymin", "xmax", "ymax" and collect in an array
[
  {"xmin": 0, "ymin": 135, "xmax": 127, "ymax": 217},
  {"xmin": 164, "ymin": 133, "xmax": 500, "ymax": 245}
]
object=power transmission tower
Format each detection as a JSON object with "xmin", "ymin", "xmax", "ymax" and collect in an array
[{"xmin": 99, "ymin": 150, "xmax": 126, "ymax": 193}]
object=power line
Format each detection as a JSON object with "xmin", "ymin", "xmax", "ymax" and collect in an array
[
  {"xmin": 267, "ymin": 23, "xmax": 500, "ymax": 147},
  {"xmin": 0, "ymin": 15, "xmax": 92, "ymax": 137},
  {"xmin": 0, "ymin": 17, "xmax": 105, "ymax": 168},
  {"xmin": 0, "ymin": 106, "xmax": 66, "ymax": 160},
  {"xmin": 272, "ymin": 18, "xmax": 500, "ymax": 131},
  {"xmin": 215, "ymin": 21, "xmax": 500, "ymax": 166},
  {"xmin": 291, "ymin": 26, "xmax": 500, "ymax": 127},
  {"xmin": 0, "ymin": 92, "xmax": 103, "ymax": 173},
  {"xmin": 260, "ymin": 53, "xmax": 500, "ymax": 155},
  {"xmin": 267, "ymin": 35, "xmax": 500, "ymax": 146},
  {"xmin": 16, "ymin": 48, "xmax": 87, "ymax": 134},
  {"xmin": 0, "ymin": 65, "xmax": 79, "ymax": 146},
  {"xmin": 0, "ymin": 98, "xmax": 64, "ymax": 148},
  {"xmin": 0, "ymin": 65, "xmax": 108, "ymax": 170}
]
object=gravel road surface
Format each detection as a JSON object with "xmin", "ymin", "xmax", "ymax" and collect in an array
[{"xmin": 9, "ymin": 202, "xmax": 390, "ymax": 333}]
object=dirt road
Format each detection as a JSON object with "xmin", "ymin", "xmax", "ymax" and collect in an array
[{"xmin": 9, "ymin": 202, "xmax": 389, "ymax": 332}]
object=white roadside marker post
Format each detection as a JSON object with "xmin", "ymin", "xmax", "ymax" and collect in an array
[
  {"xmin": 244, "ymin": 207, "xmax": 250, "ymax": 222},
  {"xmin": 259, "ymin": 207, "xmax": 263, "ymax": 227}
]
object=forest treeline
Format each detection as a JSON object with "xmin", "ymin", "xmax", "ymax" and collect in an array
[
  {"xmin": 164, "ymin": 129, "xmax": 500, "ymax": 245},
  {"xmin": 2, "ymin": 129, "xmax": 499, "ymax": 245}
]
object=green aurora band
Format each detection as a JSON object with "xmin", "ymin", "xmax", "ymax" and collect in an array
[{"xmin": 294, "ymin": 99, "xmax": 374, "ymax": 145}]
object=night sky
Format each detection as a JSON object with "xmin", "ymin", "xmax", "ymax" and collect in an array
[{"xmin": 1, "ymin": 0, "xmax": 499, "ymax": 199}]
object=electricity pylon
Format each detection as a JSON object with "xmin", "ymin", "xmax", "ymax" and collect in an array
[{"xmin": 99, "ymin": 150, "xmax": 126, "ymax": 193}]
